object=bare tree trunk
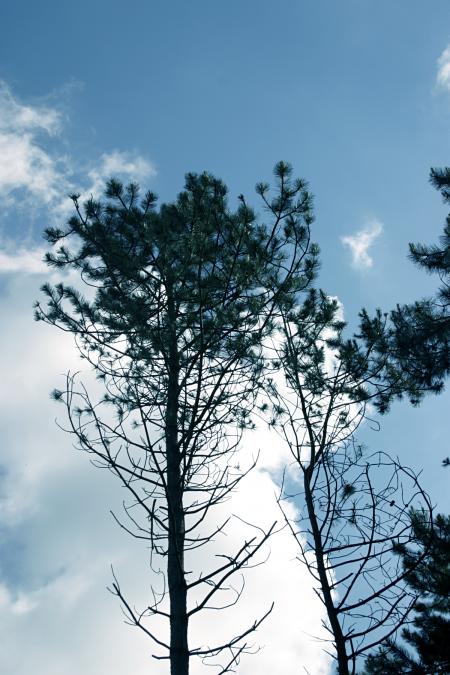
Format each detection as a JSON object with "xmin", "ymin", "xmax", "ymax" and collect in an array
[
  {"xmin": 166, "ymin": 297, "xmax": 189, "ymax": 675},
  {"xmin": 304, "ymin": 471, "xmax": 349, "ymax": 675}
]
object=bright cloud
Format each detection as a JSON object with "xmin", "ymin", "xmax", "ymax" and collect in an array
[
  {"xmin": 341, "ymin": 219, "xmax": 383, "ymax": 269},
  {"xmin": 437, "ymin": 44, "xmax": 450, "ymax": 92},
  {"xmin": 0, "ymin": 81, "xmax": 156, "ymax": 218},
  {"xmin": 51, "ymin": 149, "xmax": 157, "ymax": 222},
  {"xmin": 85, "ymin": 150, "xmax": 156, "ymax": 201},
  {"xmin": 0, "ymin": 150, "xmax": 156, "ymax": 276},
  {"xmin": 0, "ymin": 80, "xmax": 157, "ymax": 275},
  {"xmin": 0, "ymin": 255, "xmax": 332, "ymax": 675},
  {"xmin": 0, "ymin": 80, "xmax": 331, "ymax": 675},
  {"xmin": 0, "ymin": 245, "xmax": 47, "ymax": 274},
  {"xmin": 0, "ymin": 81, "xmax": 61, "ymax": 135},
  {"xmin": 0, "ymin": 81, "xmax": 67, "ymax": 209}
]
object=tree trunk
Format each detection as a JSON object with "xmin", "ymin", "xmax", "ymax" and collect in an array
[
  {"xmin": 304, "ymin": 471, "xmax": 349, "ymax": 675},
  {"xmin": 166, "ymin": 294, "xmax": 189, "ymax": 675}
]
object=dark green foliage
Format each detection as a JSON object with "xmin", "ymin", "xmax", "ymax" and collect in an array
[
  {"xmin": 37, "ymin": 163, "xmax": 317, "ymax": 378},
  {"xmin": 338, "ymin": 167, "xmax": 450, "ymax": 415},
  {"xmin": 269, "ymin": 286, "xmax": 433, "ymax": 675},
  {"xmin": 36, "ymin": 162, "xmax": 318, "ymax": 673},
  {"xmin": 363, "ymin": 513, "xmax": 450, "ymax": 675},
  {"xmin": 36, "ymin": 164, "xmax": 319, "ymax": 465}
]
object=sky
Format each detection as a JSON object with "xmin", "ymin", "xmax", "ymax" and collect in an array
[{"xmin": 1, "ymin": 1, "xmax": 450, "ymax": 673}]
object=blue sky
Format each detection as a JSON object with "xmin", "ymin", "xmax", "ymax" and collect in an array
[{"xmin": 1, "ymin": 2, "xmax": 450, "ymax": 673}]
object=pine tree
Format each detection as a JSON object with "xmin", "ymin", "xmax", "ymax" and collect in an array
[
  {"xmin": 35, "ymin": 162, "xmax": 319, "ymax": 675},
  {"xmin": 267, "ymin": 290, "xmax": 433, "ymax": 675},
  {"xmin": 339, "ymin": 167, "xmax": 450, "ymax": 417},
  {"xmin": 363, "ymin": 513, "xmax": 450, "ymax": 674}
]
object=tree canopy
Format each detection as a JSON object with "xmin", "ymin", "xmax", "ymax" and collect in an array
[
  {"xmin": 267, "ymin": 290, "xmax": 433, "ymax": 675},
  {"xmin": 339, "ymin": 167, "xmax": 450, "ymax": 418},
  {"xmin": 35, "ymin": 161, "xmax": 450, "ymax": 675},
  {"xmin": 363, "ymin": 513, "xmax": 450, "ymax": 675},
  {"xmin": 35, "ymin": 162, "xmax": 319, "ymax": 675}
]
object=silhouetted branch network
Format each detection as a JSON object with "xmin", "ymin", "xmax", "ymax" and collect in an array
[
  {"xmin": 36, "ymin": 162, "xmax": 319, "ymax": 673},
  {"xmin": 267, "ymin": 290, "xmax": 434, "ymax": 675}
]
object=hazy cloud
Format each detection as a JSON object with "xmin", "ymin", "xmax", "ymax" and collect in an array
[
  {"xmin": 85, "ymin": 150, "xmax": 156, "ymax": 201},
  {"xmin": 437, "ymin": 44, "xmax": 450, "ymax": 92},
  {"xmin": 0, "ymin": 81, "xmax": 65, "ymax": 207},
  {"xmin": 341, "ymin": 219, "xmax": 383, "ymax": 269},
  {"xmin": 0, "ymin": 81, "xmax": 61, "ymax": 135},
  {"xmin": 0, "ymin": 274, "xmax": 332, "ymax": 675},
  {"xmin": 0, "ymin": 79, "xmax": 331, "ymax": 674},
  {"xmin": 0, "ymin": 81, "xmax": 156, "ymax": 218},
  {"xmin": 0, "ymin": 245, "xmax": 47, "ymax": 274}
]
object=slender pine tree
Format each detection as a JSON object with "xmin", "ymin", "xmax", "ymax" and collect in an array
[
  {"xmin": 35, "ymin": 162, "xmax": 319, "ymax": 674},
  {"xmin": 339, "ymin": 167, "xmax": 450, "ymax": 421},
  {"xmin": 363, "ymin": 513, "xmax": 450, "ymax": 675}
]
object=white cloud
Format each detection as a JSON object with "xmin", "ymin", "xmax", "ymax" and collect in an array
[
  {"xmin": 437, "ymin": 44, "xmax": 450, "ymax": 92},
  {"xmin": 0, "ymin": 79, "xmax": 330, "ymax": 675},
  {"xmin": 50, "ymin": 149, "xmax": 157, "ymax": 222},
  {"xmin": 0, "ymin": 274, "xmax": 332, "ymax": 675},
  {"xmin": 204, "ymin": 468, "xmax": 331, "ymax": 675},
  {"xmin": 0, "ymin": 245, "xmax": 47, "ymax": 274},
  {"xmin": 0, "ymin": 130, "xmax": 64, "ymax": 207},
  {"xmin": 84, "ymin": 150, "xmax": 156, "ymax": 201},
  {"xmin": 0, "ymin": 81, "xmax": 157, "ymax": 276},
  {"xmin": 0, "ymin": 82, "xmax": 66, "ymax": 209},
  {"xmin": 0, "ymin": 81, "xmax": 156, "ymax": 219},
  {"xmin": 0, "ymin": 150, "xmax": 156, "ymax": 275},
  {"xmin": 341, "ymin": 219, "xmax": 383, "ymax": 269},
  {"xmin": 0, "ymin": 81, "xmax": 61, "ymax": 135}
]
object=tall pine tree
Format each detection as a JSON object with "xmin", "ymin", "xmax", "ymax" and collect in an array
[
  {"xmin": 339, "ymin": 167, "xmax": 450, "ymax": 420},
  {"xmin": 266, "ymin": 290, "xmax": 433, "ymax": 675},
  {"xmin": 35, "ymin": 162, "xmax": 319, "ymax": 675},
  {"xmin": 363, "ymin": 513, "xmax": 450, "ymax": 674}
]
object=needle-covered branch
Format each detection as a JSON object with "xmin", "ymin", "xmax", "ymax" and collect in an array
[
  {"xmin": 269, "ymin": 289, "xmax": 434, "ymax": 675},
  {"xmin": 37, "ymin": 162, "xmax": 318, "ymax": 674},
  {"xmin": 336, "ymin": 167, "xmax": 450, "ymax": 417}
]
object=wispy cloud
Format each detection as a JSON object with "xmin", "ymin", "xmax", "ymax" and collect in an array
[
  {"xmin": 0, "ymin": 80, "xmax": 157, "ymax": 275},
  {"xmin": 0, "ymin": 82, "xmax": 65, "ymax": 208},
  {"xmin": 0, "ymin": 275, "xmax": 332, "ymax": 675},
  {"xmin": 437, "ymin": 44, "xmax": 450, "ymax": 92},
  {"xmin": 85, "ymin": 150, "xmax": 156, "ymax": 201},
  {"xmin": 0, "ymin": 79, "xmax": 331, "ymax": 674},
  {"xmin": 0, "ymin": 147, "xmax": 157, "ymax": 276},
  {"xmin": 341, "ymin": 219, "xmax": 383, "ymax": 270},
  {"xmin": 0, "ymin": 81, "xmax": 62, "ymax": 135},
  {"xmin": 0, "ymin": 245, "xmax": 47, "ymax": 275},
  {"xmin": 51, "ymin": 149, "xmax": 157, "ymax": 222},
  {"xmin": 0, "ymin": 81, "xmax": 156, "ymax": 219}
]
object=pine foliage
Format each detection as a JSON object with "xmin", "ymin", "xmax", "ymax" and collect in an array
[
  {"xmin": 364, "ymin": 513, "xmax": 450, "ymax": 674},
  {"xmin": 338, "ymin": 167, "xmax": 450, "ymax": 415}
]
